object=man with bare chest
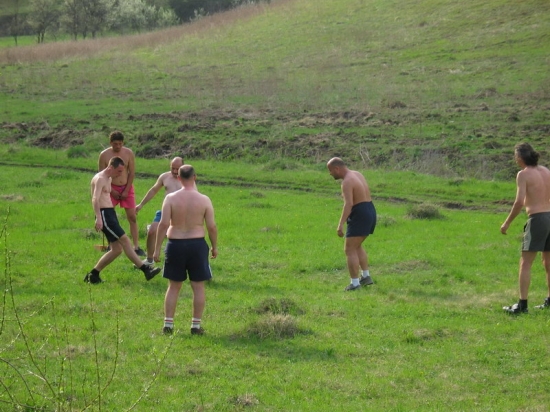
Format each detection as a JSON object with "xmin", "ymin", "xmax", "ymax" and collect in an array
[
  {"xmin": 86, "ymin": 156, "xmax": 161, "ymax": 284},
  {"xmin": 501, "ymin": 143, "xmax": 550, "ymax": 314},
  {"xmin": 136, "ymin": 156, "xmax": 184, "ymax": 264},
  {"xmin": 98, "ymin": 131, "xmax": 145, "ymax": 257}
]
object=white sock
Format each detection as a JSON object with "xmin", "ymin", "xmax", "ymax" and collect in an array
[
  {"xmin": 351, "ymin": 278, "xmax": 360, "ymax": 287},
  {"xmin": 362, "ymin": 270, "xmax": 370, "ymax": 278}
]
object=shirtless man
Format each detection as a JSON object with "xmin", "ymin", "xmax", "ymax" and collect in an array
[
  {"xmin": 154, "ymin": 165, "xmax": 218, "ymax": 335},
  {"xmin": 327, "ymin": 157, "xmax": 377, "ymax": 291},
  {"xmin": 135, "ymin": 157, "xmax": 184, "ymax": 264},
  {"xmin": 98, "ymin": 131, "xmax": 145, "ymax": 257},
  {"xmin": 86, "ymin": 156, "xmax": 161, "ymax": 284},
  {"xmin": 501, "ymin": 143, "xmax": 550, "ymax": 314}
]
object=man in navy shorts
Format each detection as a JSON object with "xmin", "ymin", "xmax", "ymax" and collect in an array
[
  {"xmin": 154, "ymin": 165, "xmax": 218, "ymax": 335},
  {"xmin": 327, "ymin": 157, "xmax": 377, "ymax": 291}
]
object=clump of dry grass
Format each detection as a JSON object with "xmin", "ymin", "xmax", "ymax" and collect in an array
[
  {"xmin": 253, "ymin": 297, "xmax": 305, "ymax": 315},
  {"xmin": 247, "ymin": 313, "xmax": 300, "ymax": 339},
  {"xmin": 406, "ymin": 203, "xmax": 443, "ymax": 220}
]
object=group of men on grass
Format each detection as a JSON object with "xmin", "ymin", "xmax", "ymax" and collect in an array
[{"xmin": 87, "ymin": 132, "xmax": 550, "ymax": 335}]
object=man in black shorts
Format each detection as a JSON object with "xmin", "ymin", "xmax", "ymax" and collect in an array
[
  {"xmin": 501, "ymin": 143, "xmax": 550, "ymax": 313},
  {"xmin": 154, "ymin": 165, "xmax": 218, "ymax": 335},
  {"xmin": 86, "ymin": 156, "xmax": 161, "ymax": 284},
  {"xmin": 327, "ymin": 157, "xmax": 377, "ymax": 291}
]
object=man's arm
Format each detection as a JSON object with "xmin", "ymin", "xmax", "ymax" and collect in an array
[
  {"xmin": 136, "ymin": 175, "xmax": 164, "ymax": 213},
  {"xmin": 91, "ymin": 178, "xmax": 104, "ymax": 231},
  {"xmin": 98, "ymin": 151, "xmax": 108, "ymax": 172},
  {"xmin": 501, "ymin": 171, "xmax": 526, "ymax": 234},
  {"xmin": 204, "ymin": 198, "xmax": 218, "ymax": 258},
  {"xmin": 337, "ymin": 179, "xmax": 354, "ymax": 237},
  {"xmin": 153, "ymin": 197, "xmax": 171, "ymax": 262},
  {"xmin": 121, "ymin": 149, "xmax": 136, "ymax": 198}
]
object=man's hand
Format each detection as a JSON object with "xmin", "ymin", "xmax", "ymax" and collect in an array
[
  {"xmin": 500, "ymin": 222, "xmax": 509, "ymax": 235},
  {"xmin": 337, "ymin": 225, "xmax": 344, "ymax": 238},
  {"xmin": 153, "ymin": 250, "xmax": 161, "ymax": 263},
  {"xmin": 211, "ymin": 247, "xmax": 218, "ymax": 259},
  {"xmin": 136, "ymin": 204, "xmax": 143, "ymax": 213},
  {"xmin": 95, "ymin": 220, "xmax": 103, "ymax": 232}
]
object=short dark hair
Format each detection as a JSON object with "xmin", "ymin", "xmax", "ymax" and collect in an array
[
  {"xmin": 109, "ymin": 131, "xmax": 124, "ymax": 142},
  {"xmin": 109, "ymin": 156, "xmax": 125, "ymax": 168},
  {"xmin": 515, "ymin": 143, "xmax": 539, "ymax": 166},
  {"xmin": 179, "ymin": 165, "xmax": 195, "ymax": 179}
]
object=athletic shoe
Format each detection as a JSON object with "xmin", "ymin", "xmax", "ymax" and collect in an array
[
  {"xmin": 133, "ymin": 259, "xmax": 154, "ymax": 269},
  {"xmin": 142, "ymin": 265, "xmax": 161, "ymax": 281},
  {"xmin": 135, "ymin": 247, "xmax": 146, "ymax": 257},
  {"xmin": 359, "ymin": 275, "xmax": 374, "ymax": 286},
  {"xmin": 344, "ymin": 284, "xmax": 361, "ymax": 291},
  {"xmin": 191, "ymin": 327, "xmax": 205, "ymax": 335},
  {"xmin": 162, "ymin": 327, "xmax": 173, "ymax": 335},
  {"xmin": 503, "ymin": 302, "xmax": 528, "ymax": 314},
  {"xmin": 535, "ymin": 297, "xmax": 550, "ymax": 309},
  {"xmin": 84, "ymin": 272, "xmax": 103, "ymax": 284}
]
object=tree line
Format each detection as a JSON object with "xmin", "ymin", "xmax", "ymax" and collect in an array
[{"xmin": 2, "ymin": 0, "xmax": 271, "ymax": 45}]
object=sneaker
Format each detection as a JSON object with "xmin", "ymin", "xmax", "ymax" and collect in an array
[
  {"xmin": 344, "ymin": 283, "xmax": 361, "ymax": 291},
  {"xmin": 142, "ymin": 265, "xmax": 161, "ymax": 281},
  {"xmin": 359, "ymin": 275, "xmax": 374, "ymax": 286},
  {"xmin": 162, "ymin": 326, "xmax": 173, "ymax": 335},
  {"xmin": 503, "ymin": 302, "xmax": 528, "ymax": 314},
  {"xmin": 191, "ymin": 327, "xmax": 205, "ymax": 335},
  {"xmin": 535, "ymin": 297, "xmax": 550, "ymax": 309},
  {"xmin": 84, "ymin": 272, "xmax": 103, "ymax": 284},
  {"xmin": 135, "ymin": 247, "xmax": 146, "ymax": 257}
]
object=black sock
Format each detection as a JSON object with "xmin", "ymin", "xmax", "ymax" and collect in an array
[
  {"xmin": 519, "ymin": 299, "xmax": 528, "ymax": 309},
  {"xmin": 91, "ymin": 268, "xmax": 100, "ymax": 276},
  {"xmin": 139, "ymin": 264, "xmax": 148, "ymax": 271}
]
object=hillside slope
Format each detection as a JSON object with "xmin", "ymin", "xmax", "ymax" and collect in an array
[{"xmin": 1, "ymin": 0, "xmax": 549, "ymax": 178}]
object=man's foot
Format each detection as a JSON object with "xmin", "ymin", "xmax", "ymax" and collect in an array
[
  {"xmin": 84, "ymin": 273, "xmax": 103, "ymax": 284},
  {"xmin": 162, "ymin": 326, "xmax": 173, "ymax": 335},
  {"xmin": 135, "ymin": 247, "xmax": 146, "ymax": 257},
  {"xmin": 133, "ymin": 259, "xmax": 154, "ymax": 269},
  {"xmin": 142, "ymin": 265, "xmax": 161, "ymax": 281},
  {"xmin": 503, "ymin": 302, "xmax": 528, "ymax": 314},
  {"xmin": 344, "ymin": 283, "xmax": 361, "ymax": 291},
  {"xmin": 359, "ymin": 275, "xmax": 374, "ymax": 286},
  {"xmin": 535, "ymin": 297, "xmax": 550, "ymax": 309},
  {"xmin": 191, "ymin": 327, "xmax": 205, "ymax": 335}
]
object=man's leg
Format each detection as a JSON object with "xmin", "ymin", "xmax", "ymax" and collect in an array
[
  {"xmin": 190, "ymin": 281, "xmax": 206, "ymax": 332},
  {"xmin": 146, "ymin": 221, "xmax": 159, "ymax": 262},
  {"xmin": 164, "ymin": 280, "xmax": 183, "ymax": 320},
  {"xmin": 94, "ymin": 241, "xmax": 123, "ymax": 271},
  {"xmin": 124, "ymin": 207, "xmax": 141, "ymax": 251},
  {"xmin": 519, "ymin": 251, "xmax": 537, "ymax": 300},
  {"xmin": 344, "ymin": 236, "xmax": 367, "ymax": 279},
  {"xmin": 542, "ymin": 251, "xmax": 550, "ymax": 298}
]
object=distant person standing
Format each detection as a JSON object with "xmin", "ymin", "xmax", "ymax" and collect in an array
[
  {"xmin": 135, "ymin": 156, "xmax": 184, "ymax": 265},
  {"xmin": 98, "ymin": 131, "xmax": 145, "ymax": 257},
  {"xmin": 327, "ymin": 157, "xmax": 376, "ymax": 291},
  {"xmin": 154, "ymin": 165, "xmax": 218, "ymax": 335},
  {"xmin": 501, "ymin": 143, "xmax": 550, "ymax": 314},
  {"xmin": 86, "ymin": 156, "xmax": 161, "ymax": 284}
]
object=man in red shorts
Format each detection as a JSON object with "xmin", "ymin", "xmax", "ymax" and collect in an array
[{"xmin": 98, "ymin": 131, "xmax": 145, "ymax": 257}]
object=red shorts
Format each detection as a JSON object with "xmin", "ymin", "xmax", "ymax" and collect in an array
[{"xmin": 110, "ymin": 184, "xmax": 136, "ymax": 209}]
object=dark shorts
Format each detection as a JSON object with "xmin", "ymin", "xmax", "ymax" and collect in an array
[
  {"xmin": 346, "ymin": 201, "xmax": 377, "ymax": 238},
  {"xmin": 522, "ymin": 212, "xmax": 550, "ymax": 252},
  {"xmin": 163, "ymin": 238, "xmax": 212, "ymax": 282},
  {"xmin": 153, "ymin": 210, "xmax": 162, "ymax": 223},
  {"xmin": 99, "ymin": 208, "xmax": 125, "ymax": 243}
]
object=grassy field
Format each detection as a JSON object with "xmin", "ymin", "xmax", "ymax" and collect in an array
[
  {"xmin": 0, "ymin": 0, "xmax": 549, "ymax": 179},
  {"xmin": 2, "ymin": 145, "xmax": 550, "ymax": 411}
]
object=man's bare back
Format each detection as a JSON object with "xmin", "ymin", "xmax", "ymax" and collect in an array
[
  {"xmin": 164, "ymin": 189, "xmax": 213, "ymax": 239},
  {"xmin": 343, "ymin": 170, "xmax": 372, "ymax": 205},
  {"xmin": 521, "ymin": 166, "xmax": 550, "ymax": 216}
]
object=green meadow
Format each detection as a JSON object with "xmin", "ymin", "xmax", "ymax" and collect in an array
[{"xmin": 1, "ymin": 0, "xmax": 550, "ymax": 410}]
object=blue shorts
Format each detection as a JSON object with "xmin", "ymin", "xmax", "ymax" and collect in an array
[
  {"xmin": 153, "ymin": 210, "xmax": 161, "ymax": 223},
  {"xmin": 99, "ymin": 208, "xmax": 125, "ymax": 243},
  {"xmin": 163, "ymin": 238, "xmax": 212, "ymax": 282},
  {"xmin": 346, "ymin": 201, "xmax": 376, "ymax": 238}
]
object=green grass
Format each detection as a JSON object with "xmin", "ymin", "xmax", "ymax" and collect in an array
[
  {"xmin": 0, "ymin": 0, "xmax": 549, "ymax": 178},
  {"xmin": 1, "ymin": 149, "xmax": 549, "ymax": 410}
]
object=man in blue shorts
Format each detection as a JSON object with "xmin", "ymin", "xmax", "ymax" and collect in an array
[
  {"xmin": 501, "ymin": 143, "xmax": 550, "ymax": 314},
  {"xmin": 136, "ymin": 157, "xmax": 184, "ymax": 264},
  {"xmin": 86, "ymin": 156, "xmax": 161, "ymax": 284},
  {"xmin": 154, "ymin": 165, "xmax": 218, "ymax": 335},
  {"xmin": 327, "ymin": 157, "xmax": 377, "ymax": 291}
]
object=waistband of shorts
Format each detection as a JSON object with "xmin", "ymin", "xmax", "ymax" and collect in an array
[
  {"xmin": 111, "ymin": 184, "xmax": 130, "ymax": 190},
  {"xmin": 100, "ymin": 207, "xmax": 115, "ymax": 211},
  {"xmin": 167, "ymin": 237, "xmax": 206, "ymax": 243},
  {"xmin": 352, "ymin": 201, "xmax": 373, "ymax": 208},
  {"xmin": 528, "ymin": 211, "xmax": 550, "ymax": 218}
]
